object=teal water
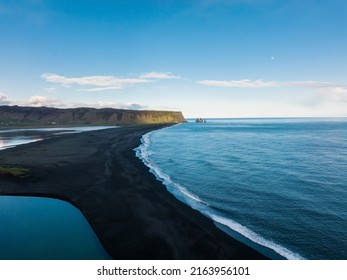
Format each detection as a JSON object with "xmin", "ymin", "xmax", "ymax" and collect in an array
[
  {"xmin": 135, "ymin": 118, "xmax": 347, "ymax": 260},
  {"xmin": 0, "ymin": 126, "xmax": 114, "ymax": 259},
  {"xmin": 0, "ymin": 196, "xmax": 111, "ymax": 260}
]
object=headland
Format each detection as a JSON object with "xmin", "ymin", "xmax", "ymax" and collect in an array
[{"xmin": 0, "ymin": 105, "xmax": 186, "ymax": 128}]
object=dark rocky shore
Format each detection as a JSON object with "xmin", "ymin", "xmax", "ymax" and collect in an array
[{"xmin": 0, "ymin": 125, "xmax": 267, "ymax": 259}]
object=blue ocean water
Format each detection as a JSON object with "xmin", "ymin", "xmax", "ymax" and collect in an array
[{"xmin": 135, "ymin": 118, "xmax": 347, "ymax": 260}]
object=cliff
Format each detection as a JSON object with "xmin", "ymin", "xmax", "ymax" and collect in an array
[{"xmin": 0, "ymin": 106, "xmax": 186, "ymax": 127}]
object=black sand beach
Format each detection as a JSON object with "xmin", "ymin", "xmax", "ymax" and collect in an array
[{"xmin": 0, "ymin": 125, "xmax": 267, "ymax": 259}]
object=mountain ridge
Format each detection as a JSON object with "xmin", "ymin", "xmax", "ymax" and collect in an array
[{"xmin": 0, "ymin": 105, "xmax": 186, "ymax": 127}]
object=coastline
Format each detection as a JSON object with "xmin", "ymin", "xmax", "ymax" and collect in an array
[{"xmin": 0, "ymin": 125, "xmax": 267, "ymax": 259}]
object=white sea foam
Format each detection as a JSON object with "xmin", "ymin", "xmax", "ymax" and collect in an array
[
  {"xmin": 0, "ymin": 138, "xmax": 43, "ymax": 150},
  {"xmin": 208, "ymin": 213, "xmax": 305, "ymax": 260},
  {"xmin": 0, "ymin": 126, "xmax": 116, "ymax": 150},
  {"xmin": 134, "ymin": 127, "xmax": 305, "ymax": 260},
  {"xmin": 135, "ymin": 128, "xmax": 207, "ymax": 206}
]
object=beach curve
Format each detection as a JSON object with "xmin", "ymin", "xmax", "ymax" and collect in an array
[{"xmin": 0, "ymin": 125, "xmax": 267, "ymax": 259}]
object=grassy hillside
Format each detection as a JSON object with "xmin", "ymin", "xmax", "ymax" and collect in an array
[{"xmin": 0, "ymin": 106, "xmax": 186, "ymax": 127}]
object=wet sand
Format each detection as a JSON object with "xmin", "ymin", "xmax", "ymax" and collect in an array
[{"xmin": 0, "ymin": 125, "xmax": 267, "ymax": 259}]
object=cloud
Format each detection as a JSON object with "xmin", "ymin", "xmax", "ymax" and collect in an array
[
  {"xmin": 86, "ymin": 101, "xmax": 148, "ymax": 110},
  {"xmin": 41, "ymin": 73, "xmax": 151, "ymax": 91},
  {"xmin": 311, "ymin": 86, "xmax": 347, "ymax": 103},
  {"xmin": 284, "ymin": 81, "xmax": 347, "ymax": 102},
  {"xmin": 7, "ymin": 95, "xmax": 148, "ymax": 110},
  {"xmin": 126, "ymin": 103, "xmax": 147, "ymax": 110},
  {"xmin": 41, "ymin": 72, "xmax": 180, "ymax": 92},
  {"xmin": 198, "ymin": 79, "xmax": 278, "ymax": 88},
  {"xmin": 140, "ymin": 72, "xmax": 180, "ymax": 79},
  {"xmin": 198, "ymin": 78, "xmax": 347, "ymax": 91},
  {"xmin": 284, "ymin": 81, "xmax": 340, "ymax": 88},
  {"xmin": 78, "ymin": 87, "xmax": 126, "ymax": 92},
  {"xmin": 198, "ymin": 78, "xmax": 347, "ymax": 103},
  {"xmin": 22, "ymin": 95, "xmax": 64, "ymax": 107},
  {"xmin": 0, "ymin": 92, "xmax": 11, "ymax": 105}
]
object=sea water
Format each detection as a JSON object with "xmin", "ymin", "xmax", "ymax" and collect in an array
[{"xmin": 135, "ymin": 118, "xmax": 347, "ymax": 260}]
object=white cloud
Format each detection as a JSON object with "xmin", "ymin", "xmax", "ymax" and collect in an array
[
  {"xmin": 87, "ymin": 101, "xmax": 148, "ymax": 110},
  {"xmin": 10, "ymin": 95, "xmax": 148, "ymax": 110},
  {"xmin": 312, "ymin": 86, "xmax": 347, "ymax": 103},
  {"xmin": 1, "ymin": 92, "xmax": 65, "ymax": 108},
  {"xmin": 140, "ymin": 72, "xmax": 180, "ymax": 79},
  {"xmin": 41, "ymin": 73, "xmax": 151, "ymax": 91},
  {"xmin": 41, "ymin": 72, "xmax": 180, "ymax": 92},
  {"xmin": 23, "ymin": 95, "xmax": 63, "ymax": 107},
  {"xmin": 78, "ymin": 87, "xmax": 126, "ymax": 92},
  {"xmin": 198, "ymin": 79, "xmax": 347, "ymax": 94},
  {"xmin": 2, "ymin": 84, "xmax": 152, "ymax": 110},
  {"xmin": 285, "ymin": 81, "xmax": 339, "ymax": 88},
  {"xmin": 330, "ymin": 87, "xmax": 347, "ymax": 94},
  {"xmin": 283, "ymin": 81, "xmax": 347, "ymax": 102},
  {"xmin": 0, "ymin": 92, "xmax": 11, "ymax": 105},
  {"xmin": 198, "ymin": 78, "xmax": 347, "ymax": 107},
  {"xmin": 198, "ymin": 79, "xmax": 278, "ymax": 88}
]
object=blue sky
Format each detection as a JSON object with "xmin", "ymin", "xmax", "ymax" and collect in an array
[{"xmin": 1, "ymin": 0, "xmax": 347, "ymax": 117}]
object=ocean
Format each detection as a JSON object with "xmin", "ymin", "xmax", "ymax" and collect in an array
[{"xmin": 135, "ymin": 118, "xmax": 347, "ymax": 260}]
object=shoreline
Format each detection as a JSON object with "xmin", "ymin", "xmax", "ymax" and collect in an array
[{"xmin": 0, "ymin": 125, "xmax": 267, "ymax": 259}]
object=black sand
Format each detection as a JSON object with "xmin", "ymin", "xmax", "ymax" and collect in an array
[{"xmin": 0, "ymin": 125, "xmax": 267, "ymax": 259}]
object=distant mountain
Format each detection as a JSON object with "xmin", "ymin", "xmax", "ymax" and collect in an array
[{"xmin": 0, "ymin": 105, "xmax": 186, "ymax": 127}]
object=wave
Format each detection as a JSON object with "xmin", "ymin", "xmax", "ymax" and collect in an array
[
  {"xmin": 208, "ymin": 213, "xmax": 304, "ymax": 260},
  {"xmin": 134, "ymin": 127, "xmax": 305, "ymax": 260},
  {"xmin": 134, "ymin": 127, "xmax": 208, "ymax": 206}
]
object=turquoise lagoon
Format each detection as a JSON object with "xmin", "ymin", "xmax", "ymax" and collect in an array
[{"xmin": 0, "ymin": 126, "xmax": 113, "ymax": 259}]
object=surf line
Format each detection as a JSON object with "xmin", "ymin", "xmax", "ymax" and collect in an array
[{"xmin": 134, "ymin": 126, "xmax": 305, "ymax": 260}]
